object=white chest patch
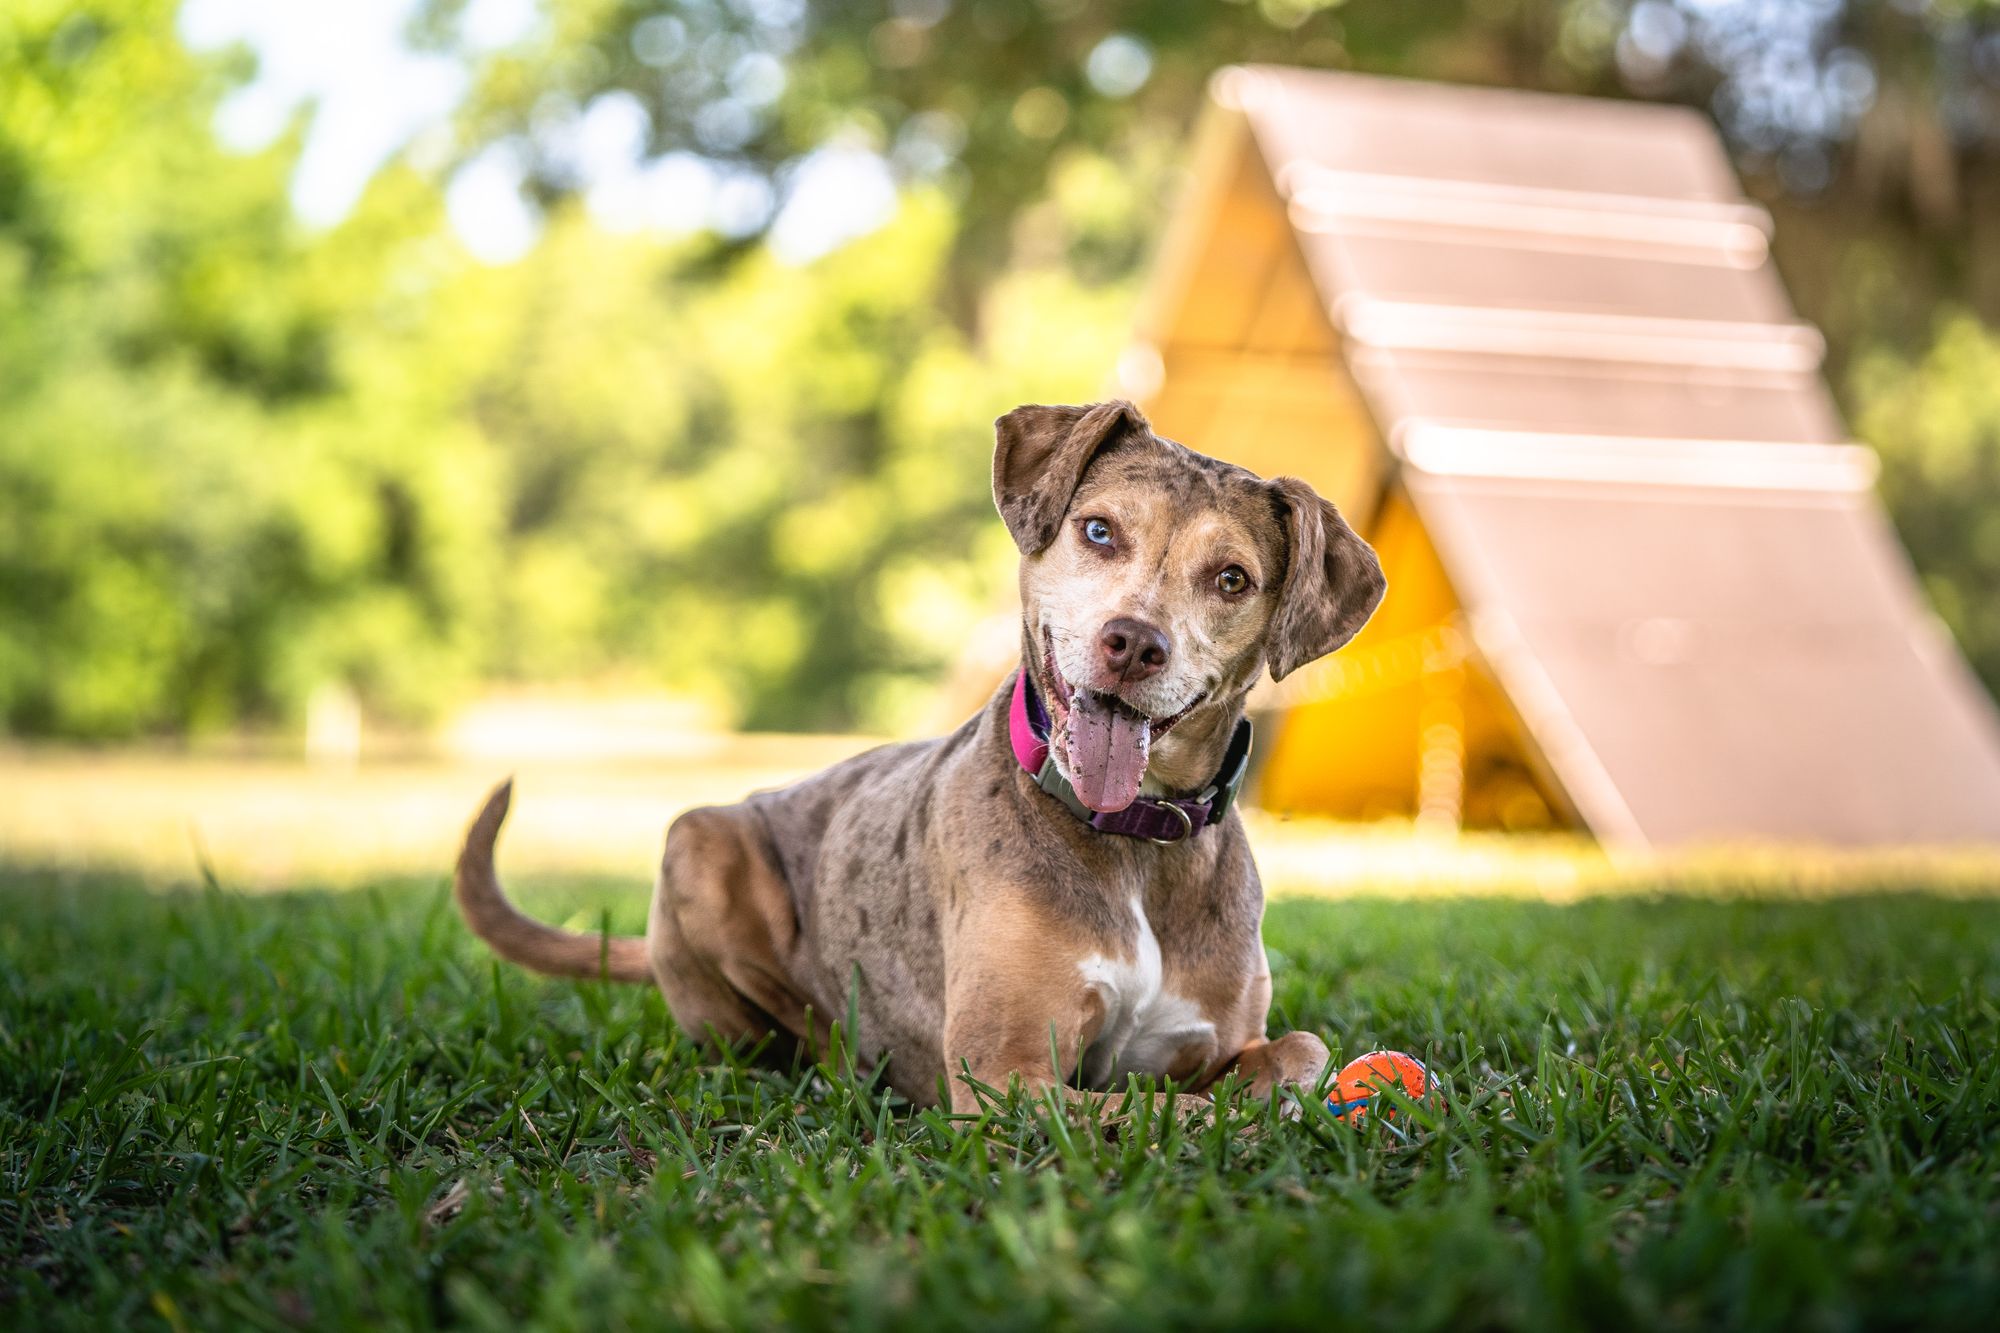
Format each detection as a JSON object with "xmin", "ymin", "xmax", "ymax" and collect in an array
[{"xmin": 1075, "ymin": 896, "xmax": 1216, "ymax": 1088}]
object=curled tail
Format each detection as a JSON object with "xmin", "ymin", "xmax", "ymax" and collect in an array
[{"xmin": 453, "ymin": 780, "xmax": 654, "ymax": 984}]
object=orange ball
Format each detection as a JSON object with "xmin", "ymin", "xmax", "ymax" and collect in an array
[{"xmin": 1326, "ymin": 1050, "xmax": 1429, "ymax": 1122}]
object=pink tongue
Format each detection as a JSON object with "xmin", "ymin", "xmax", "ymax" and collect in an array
[{"xmin": 1065, "ymin": 692, "xmax": 1152, "ymax": 813}]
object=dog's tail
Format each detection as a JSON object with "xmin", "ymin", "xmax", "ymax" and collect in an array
[{"xmin": 453, "ymin": 780, "xmax": 654, "ymax": 984}]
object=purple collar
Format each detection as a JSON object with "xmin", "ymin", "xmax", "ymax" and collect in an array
[{"xmin": 1007, "ymin": 670, "xmax": 1252, "ymax": 844}]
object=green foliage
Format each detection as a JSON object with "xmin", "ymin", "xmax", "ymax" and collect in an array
[
  {"xmin": 0, "ymin": 1, "xmax": 486, "ymax": 736},
  {"xmin": 3, "ymin": 869, "xmax": 1999, "ymax": 1327},
  {"xmin": 443, "ymin": 1, "xmax": 1603, "ymax": 301},
  {"xmin": 329, "ymin": 192, "xmax": 1127, "ymax": 730},
  {"xmin": 442, "ymin": 0, "xmax": 2000, "ymax": 356},
  {"xmin": 0, "ymin": 0, "xmax": 1141, "ymax": 738},
  {"xmin": 1855, "ymin": 313, "xmax": 2000, "ymax": 698}
]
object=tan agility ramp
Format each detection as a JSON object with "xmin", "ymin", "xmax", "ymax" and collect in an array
[{"xmin": 1118, "ymin": 67, "xmax": 2000, "ymax": 847}]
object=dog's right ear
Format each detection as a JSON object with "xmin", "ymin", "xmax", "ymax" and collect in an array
[
  {"xmin": 992, "ymin": 400, "xmax": 1148, "ymax": 554},
  {"xmin": 1264, "ymin": 476, "xmax": 1386, "ymax": 681}
]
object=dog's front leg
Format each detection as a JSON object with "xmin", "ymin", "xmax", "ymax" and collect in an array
[
  {"xmin": 936, "ymin": 908, "xmax": 1210, "ymax": 1121},
  {"xmin": 937, "ymin": 974, "xmax": 1103, "ymax": 1116}
]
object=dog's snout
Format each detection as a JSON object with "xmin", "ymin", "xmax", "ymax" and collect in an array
[{"xmin": 1099, "ymin": 617, "xmax": 1170, "ymax": 683}]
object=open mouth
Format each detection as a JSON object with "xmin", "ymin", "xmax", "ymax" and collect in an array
[{"xmin": 1040, "ymin": 629, "xmax": 1203, "ymax": 814}]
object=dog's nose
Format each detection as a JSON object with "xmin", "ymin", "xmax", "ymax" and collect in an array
[{"xmin": 1098, "ymin": 617, "xmax": 1170, "ymax": 683}]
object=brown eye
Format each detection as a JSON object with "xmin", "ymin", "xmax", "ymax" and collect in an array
[{"xmin": 1217, "ymin": 566, "xmax": 1248, "ymax": 596}]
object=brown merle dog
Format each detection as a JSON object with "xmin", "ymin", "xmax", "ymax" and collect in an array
[{"xmin": 455, "ymin": 400, "xmax": 1384, "ymax": 1114}]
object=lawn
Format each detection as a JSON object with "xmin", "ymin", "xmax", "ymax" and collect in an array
[{"xmin": 4, "ymin": 865, "xmax": 1998, "ymax": 1331}]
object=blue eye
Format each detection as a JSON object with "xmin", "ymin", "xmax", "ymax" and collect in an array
[{"xmin": 1084, "ymin": 518, "xmax": 1113, "ymax": 546}]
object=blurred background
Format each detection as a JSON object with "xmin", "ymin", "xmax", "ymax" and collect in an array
[{"xmin": 4, "ymin": 0, "xmax": 1999, "ymax": 886}]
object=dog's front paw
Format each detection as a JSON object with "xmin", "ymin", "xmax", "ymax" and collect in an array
[{"xmin": 1236, "ymin": 1030, "xmax": 1331, "ymax": 1100}]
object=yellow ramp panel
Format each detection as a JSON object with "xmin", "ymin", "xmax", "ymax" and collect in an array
[{"xmin": 1255, "ymin": 491, "xmax": 1568, "ymax": 831}]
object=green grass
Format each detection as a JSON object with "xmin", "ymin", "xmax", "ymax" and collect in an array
[{"xmin": 3, "ymin": 866, "xmax": 1998, "ymax": 1331}]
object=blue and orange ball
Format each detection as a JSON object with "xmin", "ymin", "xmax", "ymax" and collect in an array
[{"xmin": 1326, "ymin": 1050, "xmax": 1430, "ymax": 1122}]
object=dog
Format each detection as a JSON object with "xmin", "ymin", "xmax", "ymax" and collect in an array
[{"xmin": 455, "ymin": 400, "xmax": 1384, "ymax": 1114}]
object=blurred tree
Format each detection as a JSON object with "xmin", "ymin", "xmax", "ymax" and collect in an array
[
  {"xmin": 428, "ymin": 1, "xmax": 1596, "ymax": 320},
  {"xmin": 428, "ymin": 1, "xmax": 2000, "ymax": 370},
  {"xmin": 0, "ymin": 0, "xmax": 1127, "ymax": 736},
  {"xmin": 1855, "ymin": 314, "xmax": 2000, "ymax": 698},
  {"xmin": 4, "ymin": 0, "xmax": 1998, "ymax": 741},
  {"xmin": 350, "ymin": 196, "xmax": 1117, "ymax": 728},
  {"xmin": 0, "ymin": 0, "xmax": 488, "ymax": 736}
]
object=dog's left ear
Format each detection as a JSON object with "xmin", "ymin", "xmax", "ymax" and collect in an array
[
  {"xmin": 992, "ymin": 400, "xmax": 1148, "ymax": 554},
  {"xmin": 1265, "ymin": 477, "xmax": 1386, "ymax": 681}
]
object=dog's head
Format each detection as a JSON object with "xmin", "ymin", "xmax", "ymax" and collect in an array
[{"xmin": 994, "ymin": 400, "xmax": 1384, "ymax": 814}]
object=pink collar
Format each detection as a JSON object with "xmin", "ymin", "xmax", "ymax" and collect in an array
[
  {"xmin": 1006, "ymin": 669, "xmax": 1252, "ymax": 844},
  {"xmin": 1008, "ymin": 668, "xmax": 1052, "ymax": 774}
]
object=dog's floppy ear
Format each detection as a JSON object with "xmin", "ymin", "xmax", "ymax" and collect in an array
[
  {"xmin": 1265, "ymin": 476, "xmax": 1386, "ymax": 681},
  {"xmin": 992, "ymin": 400, "xmax": 1148, "ymax": 554}
]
